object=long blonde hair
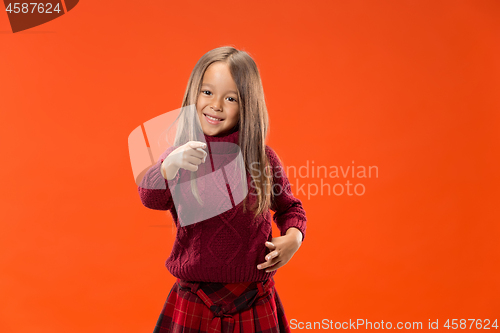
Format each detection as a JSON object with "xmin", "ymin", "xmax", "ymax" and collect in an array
[{"xmin": 169, "ymin": 46, "xmax": 273, "ymax": 219}]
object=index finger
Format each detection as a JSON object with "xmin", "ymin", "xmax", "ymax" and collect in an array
[{"xmin": 189, "ymin": 141, "xmax": 207, "ymax": 149}]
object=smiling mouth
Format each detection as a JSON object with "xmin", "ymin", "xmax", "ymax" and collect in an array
[{"xmin": 204, "ymin": 113, "xmax": 224, "ymax": 122}]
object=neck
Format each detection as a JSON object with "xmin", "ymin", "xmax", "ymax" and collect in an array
[{"xmin": 203, "ymin": 126, "xmax": 239, "ymax": 145}]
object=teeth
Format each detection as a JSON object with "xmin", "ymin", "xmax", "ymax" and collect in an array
[{"xmin": 206, "ymin": 115, "xmax": 222, "ymax": 121}]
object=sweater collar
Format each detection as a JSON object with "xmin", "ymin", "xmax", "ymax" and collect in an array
[{"xmin": 203, "ymin": 126, "xmax": 239, "ymax": 145}]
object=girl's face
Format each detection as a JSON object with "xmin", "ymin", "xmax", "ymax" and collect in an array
[{"xmin": 196, "ymin": 61, "xmax": 240, "ymax": 137}]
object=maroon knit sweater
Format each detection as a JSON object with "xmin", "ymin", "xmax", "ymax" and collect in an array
[{"xmin": 137, "ymin": 128, "xmax": 307, "ymax": 283}]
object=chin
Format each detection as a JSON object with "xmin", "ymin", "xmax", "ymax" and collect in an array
[{"xmin": 202, "ymin": 127, "xmax": 219, "ymax": 136}]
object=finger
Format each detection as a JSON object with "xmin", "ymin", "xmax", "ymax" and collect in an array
[
  {"xmin": 194, "ymin": 148, "xmax": 207, "ymax": 163},
  {"xmin": 186, "ymin": 155, "xmax": 204, "ymax": 166},
  {"xmin": 257, "ymin": 261, "xmax": 271, "ymax": 270},
  {"xmin": 182, "ymin": 162, "xmax": 198, "ymax": 172},
  {"xmin": 265, "ymin": 241, "xmax": 276, "ymax": 249},
  {"xmin": 189, "ymin": 141, "xmax": 207, "ymax": 150},
  {"xmin": 257, "ymin": 258, "xmax": 280, "ymax": 271},
  {"xmin": 257, "ymin": 260, "xmax": 276, "ymax": 269},
  {"xmin": 257, "ymin": 256, "xmax": 281, "ymax": 270},
  {"xmin": 188, "ymin": 148, "xmax": 206, "ymax": 160},
  {"xmin": 194, "ymin": 147, "xmax": 208, "ymax": 161},
  {"xmin": 265, "ymin": 250, "xmax": 279, "ymax": 261},
  {"xmin": 265, "ymin": 262, "xmax": 282, "ymax": 273}
]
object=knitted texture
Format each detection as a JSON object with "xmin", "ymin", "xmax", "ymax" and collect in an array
[{"xmin": 137, "ymin": 129, "xmax": 307, "ymax": 283}]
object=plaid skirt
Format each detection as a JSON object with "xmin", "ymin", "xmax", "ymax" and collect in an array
[{"xmin": 152, "ymin": 277, "xmax": 291, "ymax": 333}]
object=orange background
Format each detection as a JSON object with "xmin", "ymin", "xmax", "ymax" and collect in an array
[{"xmin": 1, "ymin": 0, "xmax": 499, "ymax": 332}]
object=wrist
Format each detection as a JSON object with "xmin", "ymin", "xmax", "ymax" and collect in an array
[
  {"xmin": 285, "ymin": 227, "xmax": 303, "ymax": 244},
  {"xmin": 161, "ymin": 158, "xmax": 179, "ymax": 180}
]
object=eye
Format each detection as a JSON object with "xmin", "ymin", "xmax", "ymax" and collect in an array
[
  {"xmin": 227, "ymin": 97, "xmax": 237, "ymax": 102},
  {"xmin": 201, "ymin": 90, "xmax": 212, "ymax": 95}
]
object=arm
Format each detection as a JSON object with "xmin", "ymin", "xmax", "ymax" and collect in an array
[
  {"xmin": 256, "ymin": 146, "xmax": 306, "ymax": 273},
  {"xmin": 266, "ymin": 146, "xmax": 307, "ymax": 242},
  {"xmin": 285, "ymin": 227, "xmax": 303, "ymax": 244},
  {"xmin": 137, "ymin": 147, "xmax": 181, "ymax": 211}
]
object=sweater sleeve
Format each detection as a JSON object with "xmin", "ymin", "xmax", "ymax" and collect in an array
[
  {"xmin": 266, "ymin": 146, "xmax": 307, "ymax": 242},
  {"xmin": 137, "ymin": 146, "xmax": 181, "ymax": 211}
]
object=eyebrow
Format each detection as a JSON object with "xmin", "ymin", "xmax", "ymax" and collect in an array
[{"xmin": 201, "ymin": 83, "xmax": 238, "ymax": 95}]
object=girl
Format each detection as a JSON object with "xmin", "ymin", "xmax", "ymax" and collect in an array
[{"xmin": 138, "ymin": 46, "xmax": 307, "ymax": 333}]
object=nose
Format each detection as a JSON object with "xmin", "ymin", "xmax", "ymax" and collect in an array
[{"xmin": 210, "ymin": 98, "xmax": 222, "ymax": 111}]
